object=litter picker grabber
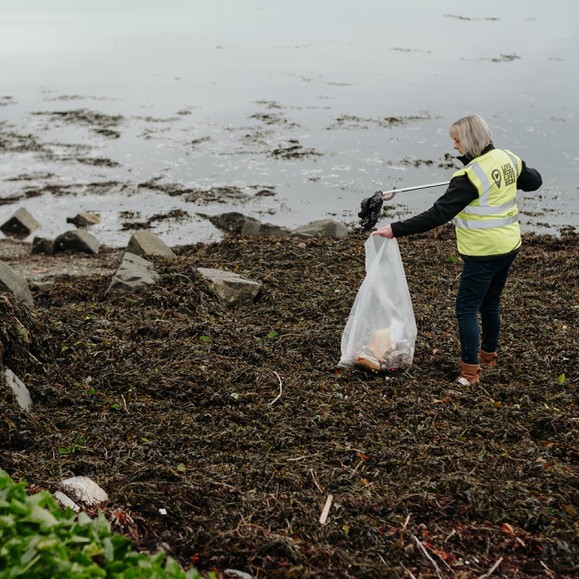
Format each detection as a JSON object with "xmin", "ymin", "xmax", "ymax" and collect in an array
[
  {"xmin": 358, "ymin": 180, "xmax": 450, "ymax": 230},
  {"xmin": 379, "ymin": 180, "xmax": 450, "ymax": 201}
]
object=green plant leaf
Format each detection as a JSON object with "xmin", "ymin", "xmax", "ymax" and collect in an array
[{"xmin": 0, "ymin": 468, "xmax": 201, "ymax": 576}]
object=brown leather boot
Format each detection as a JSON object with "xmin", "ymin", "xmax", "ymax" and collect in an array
[
  {"xmin": 456, "ymin": 362, "xmax": 481, "ymax": 385},
  {"xmin": 479, "ymin": 349, "xmax": 498, "ymax": 367}
]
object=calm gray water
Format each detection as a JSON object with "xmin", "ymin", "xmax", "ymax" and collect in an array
[{"xmin": 1, "ymin": 0, "xmax": 577, "ymax": 246}]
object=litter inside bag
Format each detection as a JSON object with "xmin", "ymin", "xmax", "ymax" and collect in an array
[{"xmin": 339, "ymin": 236, "xmax": 417, "ymax": 372}]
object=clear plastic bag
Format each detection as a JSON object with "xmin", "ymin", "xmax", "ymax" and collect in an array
[{"xmin": 339, "ymin": 235, "xmax": 417, "ymax": 372}]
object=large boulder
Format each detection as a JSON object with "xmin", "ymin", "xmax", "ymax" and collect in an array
[
  {"xmin": 293, "ymin": 219, "xmax": 349, "ymax": 238},
  {"xmin": 126, "ymin": 231, "xmax": 175, "ymax": 258},
  {"xmin": 0, "ymin": 208, "xmax": 40, "ymax": 238},
  {"xmin": 202, "ymin": 212, "xmax": 258, "ymax": 234},
  {"xmin": 31, "ymin": 237, "xmax": 56, "ymax": 255},
  {"xmin": 106, "ymin": 252, "xmax": 160, "ymax": 295},
  {"xmin": 202, "ymin": 212, "xmax": 291, "ymax": 237},
  {"xmin": 54, "ymin": 230, "xmax": 100, "ymax": 255},
  {"xmin": 241, "ymin": 220, "xmax": 291, "ymax": 237},
  {"xmin": 197, "ymin": 267, "xmax": 262, "ymax": 306},
  {"xmin": 66, "ymin": 212, "xmax": 101, "ymax": 227},
  {"xmin": 0, "ymin": 261, "xmax": 34, "ymax": 307}
]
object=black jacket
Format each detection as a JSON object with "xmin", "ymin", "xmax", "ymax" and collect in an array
[{"xmin": 391, "ymin": 145, "xmax": 543, "ymax": 240}]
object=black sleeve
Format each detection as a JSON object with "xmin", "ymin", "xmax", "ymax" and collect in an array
[
  {"xmin": 391, "ymin": 175, "xmax": 478, "ymax": 238},
  {"xmin": 517, "ymin": 161, "xmax": 542, "ymax": 191}
]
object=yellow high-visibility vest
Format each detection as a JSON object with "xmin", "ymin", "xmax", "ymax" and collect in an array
[{"xmin": 453, "ymin": 148, "xmax": 522, "ymax": 257}]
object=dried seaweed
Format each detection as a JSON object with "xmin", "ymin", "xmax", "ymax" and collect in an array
[{"xmin": 1, "ymin": 229, "xmax": 577, "ymax": 578}]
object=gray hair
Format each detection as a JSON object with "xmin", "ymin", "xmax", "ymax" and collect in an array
[{"xmin": 449, "ymin": 114, "xmax": 493, "ymax": 158}]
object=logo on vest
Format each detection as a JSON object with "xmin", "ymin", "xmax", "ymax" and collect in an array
[
  {"xmin": 501, "ymin": 163, "xmax": 516, "ymax": 186},
  {"xmin": 491, "ymin": 169, "xmax": 502, "ymax": 188}
]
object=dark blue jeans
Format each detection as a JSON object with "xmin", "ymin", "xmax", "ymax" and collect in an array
[{"xmin": 455, "ymin": 253, "xmax": 518, "ymax": 365}]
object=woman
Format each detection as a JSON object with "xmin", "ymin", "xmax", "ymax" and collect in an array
[{"xmin": 372, "ymin": 114, "xmax": 542, "ymax": 385}]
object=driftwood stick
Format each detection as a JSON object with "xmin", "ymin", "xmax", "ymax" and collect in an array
[
  {"xmin": 399, "ymin": 514, "xmax": 411, "ymax": 548},
  {"xmin": 412, "ymin": 535, "xmax": 441, "ymax": 578},
  {"xmin": 310, "ymin": 469, "xmax": 323, "ymax": 493},
  {"xmin": 479, "ymin": 556, "xmax": 503, "ymax": 578},
  {"xmin": 270, "ymin": 371, "xmax": 283, "ymax": 405},
  {"xmin": 319, "ymin": 494, "xmax": 333, "ymax": 525},
  {"xmin": 539, "ymin": 561, "xmax": 556, "ymax": 578}
]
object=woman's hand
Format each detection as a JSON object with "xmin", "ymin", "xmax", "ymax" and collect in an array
[{"xmin": 371, "ymin": 224, "xmax": 394, "ymax": 238}]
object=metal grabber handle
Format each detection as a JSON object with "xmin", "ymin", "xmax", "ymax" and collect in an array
[{"xmin": 380, "ymin": 180, "xmax": 450, "ymax": 201}]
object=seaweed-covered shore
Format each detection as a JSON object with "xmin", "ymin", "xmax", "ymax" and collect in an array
[{"xmin": 1, "ymin": 228, "xmax": 577, "ymax": 578}]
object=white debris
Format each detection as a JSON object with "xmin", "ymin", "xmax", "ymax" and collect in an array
[
  {"xmin": 53, "ymin": 491, "xmax": 80, "ymax": 512},
  {"xmin": 4, "ymin": 368, "xmax": 32, "ymax": 411},
  {"xmin": 60, "ymin": 476, "xmax": 108, "ymax": 506}
]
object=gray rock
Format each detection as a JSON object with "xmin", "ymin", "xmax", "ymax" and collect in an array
[
  {"xmin": 241, "ymin": 220, "xmax": 291, "ymax": 237},
  {"xmin": 293, "ymin": 219, "xmax": 349, "ymax": 238},
  {"xmin": 29, "ymin": 279, "xmax": 56, "ymax": 292},
  {"xmin": 66, "ymin": 212, "xmax": 101, "ymax": 227},
  {"xmin": 203, "ymin": 212, "xmax": 258, "ymax": 234},
  {"xmin": 4, "ymin": 368, "xmax": 32, "ymax": 411},
  {"xmin": 106, "ymin": 252, "xmax": 160, "ymax": 295},
  {"xmin": 0, "ymin": 261, "xmax": 34, "ymax": 306},
  {"xmin": 224, "ymin": 570, "xmax": 254, "ymax": 579},
  {"xmin": 0, "ymin": 207, "xmax": 40, "ymax": 238},
  {"xmin": 54, "ymin": 229, "xmax": 100, "ymax": 255},
  {"xmin": 203, "ymin": 212, "xmax": 291, "ymax": 237},
  {"xmin": 126, "ymin": 231, "xmax": 175, "ymax": 258},
  {"xmin": 31, "ymin": 237, "xmax": 55, "ymax": 255},
  {"xmin": 197, "ymin": 267, "xmax": 262, "ymax": 305},
  {"xmin": 60, "ymin": 476, "xmax": 108, "ymax": 507}
]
